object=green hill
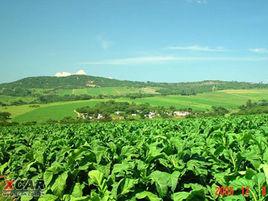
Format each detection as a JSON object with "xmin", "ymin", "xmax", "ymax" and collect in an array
[
  {"xmin": 1, "ymin": 75, "xmax": 267, "ymax": 94},
  {"xmin": 0, "ymin": 75, "xmax": 147, "ymax": 89},
  {"xmin": 1, "ymin": 74, "xmax": 268, "ymax": 122},
  {"xmin": 0, "ymin": 75, "xmax": 268, "ymax": 106},
  {"xmin": 0, "ymin": 75, "xmax": 151, "ymax": 101},
  {"xmin": 1, "ymin": 75, "xmax": 268, "ymax": 89}
]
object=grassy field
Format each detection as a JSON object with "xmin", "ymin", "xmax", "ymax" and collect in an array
[
  {"xmin": 0, "ymin": 95, "xmax": 35, "ymax": 104},
  {"xmin": 0, "ymin": 87, "xmax": 158, "ymax": 105},
  {"xmin": 12, "ymin": 100, "xmax": 103, "ymax": 122},
  {"xmin": 135, "ymin": 89, "xmax": 268, "ymax": 110},
  {"xmin": 1, "ymin": 89, "xmax": 268, "ymax": 123},
  {"xmin": 56, "ymin": 86, "xmax": 158, "ymax": 96}
]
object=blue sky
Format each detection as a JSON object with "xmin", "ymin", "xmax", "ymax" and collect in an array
[{"xmin": 0, "ymin": 0, "xmax": 268, "ymax": 83}]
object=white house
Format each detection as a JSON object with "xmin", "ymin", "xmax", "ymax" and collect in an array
[
  {"xmin": 173, "ymin": 111, "xmax": 191, "ymax": 117},
  {"xmin": 97, "ymin": 114, "xmax": 104, "ymax": 119},
  {"xmin": 147, "ymin": 112, "xmax": 157, "ymax": 119}
]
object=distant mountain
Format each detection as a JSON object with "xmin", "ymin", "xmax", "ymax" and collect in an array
[{"xmin": 0, "ymin": 75, "xmax": 268, "ymax": 97}]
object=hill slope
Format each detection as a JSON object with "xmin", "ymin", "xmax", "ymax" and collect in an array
[
  {"xmin": 0, "ymin": 75, "xmax": 145, "ymax": 89},
  {"xmin": 0, "ymin": 75, "xmax": 268, "ymax": 98}
]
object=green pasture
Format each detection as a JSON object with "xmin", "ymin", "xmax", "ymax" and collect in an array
[
  {"xmin": 56, "ymin": 87, "xmax": 158, "ymax": 96},
  {"xmin": 1, "ymin": 89, "xmax": 268, "ymax": 123}
]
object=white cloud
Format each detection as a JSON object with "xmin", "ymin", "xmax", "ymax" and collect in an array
[
  {"xmin": 166, "ymin": 45, "xmax": 225, "ymax": 52},
  {"xmin": 75, "ymin": 69, "xmax": 87, "ymax": 75},
  {"xmin": 82, "ymin": 56, "xmax": 178, "ymax": 65},
  {"xmin": 81, "ymin": 56, "xmax": 268, "ymax": 65},
  {"xmin": 97, "ymin": 35, "xmax": 113, "ymax": 50},
  {"xmin": 249, "ymin": 48, "xmax": 268, "ymax": 53},
  {"xmin": 55, "ymin": 69, "xmax": 87, "ymax": 77},
  {"xmin": 187, "ymin": 0, "xmax": 207, "ymax": 4},
  {"xmin": 55, "ymin": 72, "xmax": 72, "ymax": 77}
]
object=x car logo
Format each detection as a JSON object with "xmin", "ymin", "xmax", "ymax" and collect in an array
[{"xmin": 4, "ymin": 180, "xmax": 15, "ymax": 190}]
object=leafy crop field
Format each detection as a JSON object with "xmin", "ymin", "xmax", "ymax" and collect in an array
[{"xmin": 1, "ymin": 115, "xmax": 268, "ymax": 200}]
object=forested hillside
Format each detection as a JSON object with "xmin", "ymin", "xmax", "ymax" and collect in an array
[{"xmin": 1, "ymin": 75, "xmax": 267, "ymax": 97}]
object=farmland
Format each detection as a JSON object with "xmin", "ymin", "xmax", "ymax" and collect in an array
[
  {"xmin": 1, "ymin": 76, "xmax": 268, "ymax": 106},
  {"xmin": 1, "ymin": 114, "xmax": 268, "ymax": 200},
  {"xmin": 1, "ymin": 89, "xmax": 268, "ymax": 123},
  {"xmin": 56, "ymin": 87, "xmax": 158, "ymax": 96},
  {"xmin": 1, "ymin": 0, "xmax": 268, "ymax": 200}
]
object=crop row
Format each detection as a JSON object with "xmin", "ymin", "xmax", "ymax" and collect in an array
[{"xmin": 0, "ymin": 115, "xmax": 268, "ymax": 200}]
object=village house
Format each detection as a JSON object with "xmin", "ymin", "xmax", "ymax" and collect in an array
[
  {"xmin": 146, "ymin": 112, "xmax": 157, "ymax": 119},
  {"xmin": 173, "ymin": 111, "xmax": 191, "ymax": 117},
  {"xmin": 97, "ymin": 114, "xmax": 104, "ymax": 119}
]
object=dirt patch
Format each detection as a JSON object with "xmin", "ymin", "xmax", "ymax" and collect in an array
[{"xmin": 140, "ymin": 87, "xmax": 159, "ymax": 94}]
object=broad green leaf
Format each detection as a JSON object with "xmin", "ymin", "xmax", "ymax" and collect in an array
[
  {"xmin": 184, "ymin": 183, "xmax": 205, "ymax": 191},
  {"xmin": 88, "ymin": 170, "xmax": 104, "ymax": 186},
  {"xmin": 88, "ymin": 170, "xmax": 107, "ymax": 193},
  {"xmin": 261, "ymin": 164, "xmax": 268, "ymax": 185},
  {"xmin": 90, "ymin": 190, "xmax": 111, "ymax": 201},
  {"xmin": 34, "ymin": 150, "xmax": 44, "ymax": 164},
  {"xmin": 112, "ymin": 161, "xmax": 134, "ymax": 176},
  {"xmin": 242, "ymin": 149, "xmax": 261, "ymax": 169},
  {"xmin": 72, "ymin": 183, "xmax": 84, "ymax": 197},
  {"xmin": 117, "ymin": 178, "xmax": 138, "ymax": 195},
  {"xmin": 244, "ymin": 168, "xmax": 256, "ymax": 180},
  {"xmin": 186, "ymin": 189, "xmax": 205, "ymax": 200},
  {"xmin": 0, "ymin": 162, "xmax": 8, "ymax": 174},
  {"xmin": 170, "ymin": 171, "xmax": 180, "ymax": 192},
  {"xmin": 147, "ymin": 143, "xmax": 163, "ymax": 162},
  {"xmin": 172, "ymin": 192, "xmax": 190, "ymax": 201},
  {"xmin": 21, "ymin": 195, "xmax": 33, "ymax": 201},
  {"xmin": 229, "ymin": 178, "xmax": 254, "ymax": 190},
  {"xmin": 63, "ymin": 194, "xmax": 90, "ymax": 201},
  {"xmin": 95, "ymin": 163, "xmax": 111, "ymax": 178},
  {"xmin": 214, "ymin": 172, "xmax": 228, "ymax": 186},
  {"xmin": 252, "ymin": 172, "xmax": 265, "ymax": 188},
  {"xmin": 63, "ymin": 194, "xmax": 71, "ymax": 201},
  {"xmin": 263, "ymin": 148, "xmax": 268, "ymax": 163},
  {"xmin": 32, "ymin": 141, "xmax": 45, "ymax": 164},
  {"xmin": 149, "ymin": 171, "xmax": 171, "ymax": 197},
  {"xmin": 44, "ymin": 162, "xmax": 64, "ymax": 187},
  {"xmin": 69, "ymin": 195, "xmax": 90, "ymax": 201},
  {"xmin": 136, "ymin": 191, "xmax": 162, "ymax": 201},
  {"xmin": 38, "ymin": 194, "xmax": 58, "ymax": 201},
  {"xmin": 44, "ymin": 170, "xmax": 54, "ymax": 187},
  {"xmin": 51, "ymin": 171, "xmax": 69, "ymax": 196},
  {"xmin": 186, "ymin": 160, "xmax": 208, "ymax": 177},
  {"xmin": 48, "ymin": 162, "xmax": 64, "ymax": 173},
  {"xmin": 222, "ymin": 195, "xmax": 246, "ymax": 201}
]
